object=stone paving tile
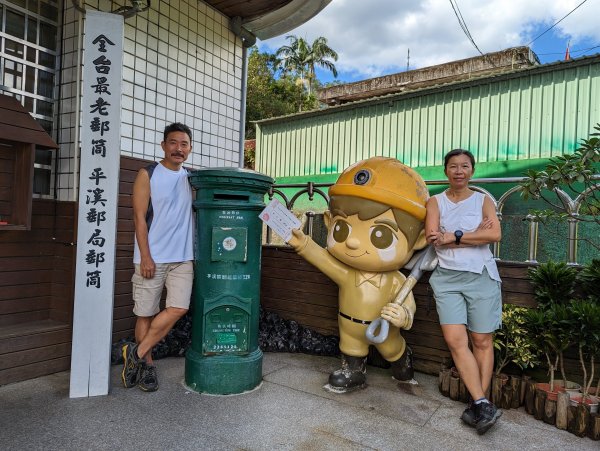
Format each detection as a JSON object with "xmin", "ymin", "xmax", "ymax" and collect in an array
[{"xmin": 0, "ymin": 353, "xmax": 598, "ymax": 451}]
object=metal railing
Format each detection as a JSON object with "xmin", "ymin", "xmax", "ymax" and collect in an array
[{"xmin": 265, "ymin": 175, "xmax": 600, "ymax": 265}]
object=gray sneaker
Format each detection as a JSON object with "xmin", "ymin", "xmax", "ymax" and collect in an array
[
  {"xmin": 474, "ymin": 401, "xmax": 502, "ymax": 435},
  {"xmin": 461, "ymin": 402, "xmax": 477, "ymax": 427},
  {"xmin": 121, "ymin": 342, "xmax": 142, "ymax": 388},
  {"xmin": 138, "ymin": 362, "xmax": 159, "ymax": 392}
]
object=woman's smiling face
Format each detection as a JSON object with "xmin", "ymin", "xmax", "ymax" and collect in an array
[
  {"xmin": 444, "ymin": 153, "xmax": 474, "ymax": 188},
  {"xmin": 326, "ymin": 209, "xmax": 410, "ymax": 272}
]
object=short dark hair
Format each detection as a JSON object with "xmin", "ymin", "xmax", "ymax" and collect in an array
[
  {"xmin": 444, "ymin": 148, "xmax": 475, "ymax": 170},
  {"xmin": 163, "ymin": 122, "xmax": 192, "ymax": 143}
]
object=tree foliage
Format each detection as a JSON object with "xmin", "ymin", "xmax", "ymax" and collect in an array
[
  {"xmin": 520, "ymin": 124, "xmax": 600, "ymax": 249},
  {"xmin": 245, "ymin": 46, "xmax": 318, "ymax": 139},
  {"xmin": 275, "ymin": 35, "xmax": 338, "ymax": 95}
]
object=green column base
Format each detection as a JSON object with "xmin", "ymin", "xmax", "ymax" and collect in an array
[{"xmin": 184, "ymin": 347, "xmax": 263, "ymax": 395}]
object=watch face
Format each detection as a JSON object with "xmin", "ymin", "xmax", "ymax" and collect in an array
[{"xmin": 454, "ymin": 230, "xmax": 463, "ymax": 244}]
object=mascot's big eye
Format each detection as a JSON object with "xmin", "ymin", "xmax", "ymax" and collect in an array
[
  {"xmin": 332, "ymin": 220, "xmax": 351, "ymax": 243},
  {"xmin": 370, "ymin": 225, "xmax": 396, "ymax": 249}
]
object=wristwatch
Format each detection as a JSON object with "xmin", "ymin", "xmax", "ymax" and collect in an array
[{"xmin": 454, "ymin": 230, "xmax": 463, "ymax": 245}]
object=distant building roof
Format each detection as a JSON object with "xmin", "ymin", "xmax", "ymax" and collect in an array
[
  {"xmin": 317, "ymin": 46, "xmax": 540, "ymax": 106},
  {"xmin": 256, "ymin": 52, "xmax": 599, "ymax": 126}
]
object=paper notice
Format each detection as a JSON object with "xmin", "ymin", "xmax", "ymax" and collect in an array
[{"xmin": 259, "ymin": 198, "xmax": 301, "ymax": 242}]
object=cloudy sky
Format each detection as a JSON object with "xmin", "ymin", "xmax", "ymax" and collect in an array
[{"xmin": 257, "ymin": 0, "xmax": 600, "ymax": 84}]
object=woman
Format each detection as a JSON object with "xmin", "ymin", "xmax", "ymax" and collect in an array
[{"xmin": 425, "ymin": 148, "xmax": 502, "ymax": 435}]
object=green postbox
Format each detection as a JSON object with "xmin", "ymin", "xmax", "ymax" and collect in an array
[{"xmin": 185, "ymin": 168, "xmax": 273, "ymax": 394}]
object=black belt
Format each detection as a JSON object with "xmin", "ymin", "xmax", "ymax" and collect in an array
[{"xmin": 339, "ymin": 311, "xmax": 372, "ymax": 325}]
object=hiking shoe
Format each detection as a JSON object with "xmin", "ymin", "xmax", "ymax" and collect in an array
[
  {"xmin": 474, "ymin": 401, "xmax": 502, "ymax": 435},
  {"xmin": 138, "ymin": 362, "xmax": 159, "ymax": 392},
  {"xmin": 461, "ymin": 401, "xmax": 477, "ymax": 427},
  {"xmin": 121, "ymin": 342, "xmax": 142, "ymax": 388}
]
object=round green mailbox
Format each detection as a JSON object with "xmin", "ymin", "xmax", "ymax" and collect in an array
[{"xmin": 185, "ymin": 168, "xmax": 273, "ymax": 394}]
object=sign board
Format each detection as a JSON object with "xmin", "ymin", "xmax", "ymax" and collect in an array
[{"xmin": 70, "ymin": 11, "xmax": 124, "ymax": 398}]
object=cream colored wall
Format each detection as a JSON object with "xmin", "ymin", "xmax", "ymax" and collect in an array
[{"xmin": 57, "ymin": 0, "xmax": 243, "ymax": 200}]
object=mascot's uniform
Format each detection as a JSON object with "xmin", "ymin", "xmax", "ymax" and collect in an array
[{"xmin": 290, "ymin": 157, "xmax": 428, "ymax": 391}]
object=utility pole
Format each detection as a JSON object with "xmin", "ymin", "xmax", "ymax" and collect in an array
[{"xmin": 406, "ymin": 48, "xmax": 410, "ymax": 72}]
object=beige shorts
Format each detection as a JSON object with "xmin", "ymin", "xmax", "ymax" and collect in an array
[{"xmin": 132, "ymin": 261, "xmax": 193, "ymax": 317}]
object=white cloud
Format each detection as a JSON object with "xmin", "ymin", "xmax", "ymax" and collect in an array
[{"xmin": 258, "ymin": 0, "xmax": 600, "ymax": 80}]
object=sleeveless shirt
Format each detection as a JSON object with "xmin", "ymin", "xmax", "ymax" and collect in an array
[
  {"xmin": 133, "ymin": 162, "xmax": 194, "ymax": 264},
  {"xmin": 433, "ymin": 191, "xmax": 501, "ymax": 282}
]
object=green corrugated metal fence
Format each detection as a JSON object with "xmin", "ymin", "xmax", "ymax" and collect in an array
[{"xmin": 256, "ymin": 56, "xmax": 600, "ymax": 180}]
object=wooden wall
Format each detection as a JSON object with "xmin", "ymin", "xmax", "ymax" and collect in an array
[
  {"xmin": 0, "ymin": 199, "xmax": 75, "ymax": 385},
  {"xmin": 0, "ymin": 155, "xmax": 591, "ymax": 386},
  {"xmin": 261, "ymin": 246, "xmax": 540, "ymax": 375},
  {"xmin": 113, "ymin": 156, "xmax": 148, "ymax": 342},
  {"xmin": 0, "ymin": 156, "xmax": 149, "ymax": 386}
]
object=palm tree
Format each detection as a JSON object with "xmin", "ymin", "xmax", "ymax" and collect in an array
[{"xmin": 275, "ymin": 35, "xmax": 338, "ymax": 95}]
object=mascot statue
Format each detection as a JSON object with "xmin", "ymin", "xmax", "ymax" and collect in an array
[{"xmin": 288, "ymin": 157, "xmax": 431, "ymax": 393}]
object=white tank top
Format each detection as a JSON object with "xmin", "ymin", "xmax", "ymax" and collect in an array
[
  {"xmin": 133, "ymin": 162, "xmax": 194, "ymax": 264},
  {"xmin": 433, "ymin": 191, "xmax": 501, "ymax": 281}
]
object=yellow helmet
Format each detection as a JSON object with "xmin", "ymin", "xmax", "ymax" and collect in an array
[{"xmin": 329, "ymin": 157, "xmax": 429, "ymax": 220}]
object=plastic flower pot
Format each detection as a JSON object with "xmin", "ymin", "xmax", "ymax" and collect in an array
[
  {"xmin": 554, "ymin": 379, "xmax": 582, "ymax": 399},
  {"xmin": 536, "ymin": 382, "xmax": 560, "ymax": 401},
  {"xmin": 569, "ymin": 394, "xmax": 599, "ymax": 413}
]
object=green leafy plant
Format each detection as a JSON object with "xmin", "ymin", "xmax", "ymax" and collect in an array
[
  {"xmin": 569, "ymin": 299, "xmax": 600, "ymax": 399},
  {"xmin": 275, "ymin": 35, "xmax": 338, "ymax": 96},
  {"xmin": 494, "ymin": 304, "xmax": 538, "ymax": 376},
  {"xmin": 246, "ymin": 46, "xmax": 319, "ymax": 138},
  {"xmin": 528, "ymin": 261, "xmax": 577, "ymax": 308},
  {"xmin": 520, "ymin": 123, "xmax": 600, "ymax": 251},
  {"xmin": 528, "ymin": 261, "xmax": 577, "ymax": 384},
  {"xmin": 522, "ymin": 304, "xmax": 572, "ymax": 390},
  {"xmin": 578, "ymin": 258, "xmax": 600, "ymax": 304},
  {"xmin": 577, "ymin": 259, "xmax": 600, "ymax": 394}
]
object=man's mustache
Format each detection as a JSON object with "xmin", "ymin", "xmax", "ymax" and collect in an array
[{"xmin": 171, "ymin": 151, "xmax": 185, "ymax": 157}]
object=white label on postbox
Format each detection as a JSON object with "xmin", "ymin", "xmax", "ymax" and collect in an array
[{"xmin": 223, "ymin": 237, "xmax": 237, "ymax": 251}]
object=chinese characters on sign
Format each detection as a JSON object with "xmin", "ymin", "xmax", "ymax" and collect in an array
[
  {"xmin": 206, "ymin": 273, "xmax": 251, "ymax": 280},
  {"xmin": 218, "ymin": 210, "xmax": 243, "ymax": 220},
  {"xmin": 81, "ymin": 34, "xmax": 115, "ymax": 290}
]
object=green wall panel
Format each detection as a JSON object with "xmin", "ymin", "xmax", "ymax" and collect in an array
[{"xmin": 256, "ymin": 57, "xmax": 600, "ymax": 180}]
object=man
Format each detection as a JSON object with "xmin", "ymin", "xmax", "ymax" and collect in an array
[
  {"xmin": 288, "ymin": 157, "xmax": 429, "ymax": 392},
  {"xmin": 121, "ymin": 122, "xmax": 194, "ymax": 392}
]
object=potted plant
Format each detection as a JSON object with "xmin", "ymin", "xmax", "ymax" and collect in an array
[
  {"xmin": 492, "ymin": 303, "xmax": 538, "ymax": 407},
  {"xmin": 577, "ymin": 258, "xmax": 600, "ymax": 398},
  {"xmin": 528, "ymin": 261, "xmax": 577, "ymax": 308},
  {"xmin": 494, "ymin": 304, "xmax": 538, "ymax": 375},
  {"xmin": 569, "ymin": 298, "xmax": 600, "ymax": 412},
  {"xmin": 528, "ymin": 261, "xmax": 579, "ymax": 391},
  {"xmin": 523, "ymin": 305, "xmax": 563, "ymax": 400}
]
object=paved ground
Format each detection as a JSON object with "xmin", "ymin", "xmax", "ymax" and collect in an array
[{"xmin": 0, "ymin": 352, "xmax": 596, "ymax": 450}]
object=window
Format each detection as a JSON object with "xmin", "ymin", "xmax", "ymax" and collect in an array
[{"xmin": 0, "ymin": 0, "xmax": 59, "ymax": 197}]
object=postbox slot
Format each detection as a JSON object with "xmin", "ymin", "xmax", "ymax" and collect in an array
[{"xmin": 213, "ymin": 193, "xmax": 249, "ymax": 201}]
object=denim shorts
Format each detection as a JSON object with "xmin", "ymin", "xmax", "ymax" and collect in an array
[
  {"xmin": 429, "ymin": 266, "xmax": 502, "ymax": 333},
  {"xmin": 132, "ymin": 261, "xmax": 193, "ymax": 316}
]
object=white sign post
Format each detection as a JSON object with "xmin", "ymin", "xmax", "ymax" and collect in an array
[{"xmin": 70, "ymin": 11, "xmax": 124, "ymax": 398}]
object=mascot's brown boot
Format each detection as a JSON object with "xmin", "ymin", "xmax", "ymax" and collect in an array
[
  {"xmin": 390, "ymin": 345, "xmax": 414, "ymax": 382},
  {"xmin": 328, "ymin": 354, "xmax": 367, "ymax": 391}
]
